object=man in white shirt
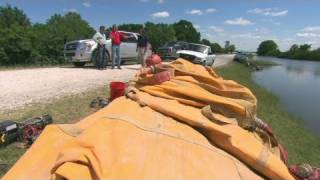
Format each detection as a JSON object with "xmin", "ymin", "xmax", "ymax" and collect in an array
[{"xmin": 93, "ymin": 26, "xmax": 107, "ymax": 70}]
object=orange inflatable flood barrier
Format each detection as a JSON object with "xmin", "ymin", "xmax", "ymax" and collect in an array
[{"xmin": 3, "ymin": 59, "xmax": 294, "ymax": 180}]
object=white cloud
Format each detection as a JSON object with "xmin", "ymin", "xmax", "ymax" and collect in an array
[
  {"xmin": 64, "ymin": 8, "xmax": 77, "ymax": 13},
  {"xmin": 158, "ymin": 0, "xmax": 164, "ymax": 3},
  {"xmin": 194, "ymin": 25, "xmax": 200, "ymax": 29},
  {"xmin": 296, "ymin": 26, "xmax": 320, "ymax": 38},
  {"xmin": 82, "ymin": 1, "xmax": 91, "ymax": 7},
  {"xmin": 206, "ymin": 8, "xmax": 217, "ymax": 13},
  {"xmin": 224, "ymin": 17, "xmax": 253, "ymax": 26},
  {"xmin": 187, "ymin": 9, "xmax": 203, "ymax": 16},
  {"xmin": 232, "ymin": 33, "xmax": 261, "ymax": 39},
  {"xmin": 248, "ymin": 8, "xmax": 288, "ymax": 17},
  {"xmin": 302, "ymin": 26, "xmax": 320, "ymax": 33},
  {"xmin": 151, "ymin": 11, "xmax": 170, "ymax": 18},
  {"xmin": 296, "ymin": 33, "xmax": 320, "ymax": 38},
  {"xmin": 262, "ymin": 18, "xmax": 281, "ymax": 26},
  {"xmin": 187, "ymin": 8, "xmax": 216, "ymax": 15},
  {"xmin": 255, "ymin": 27, "xmax": 270, "ymax": 34},
  {"xmin": 209, "ymin": 26, "xmax": 224, "ymax": 32}
]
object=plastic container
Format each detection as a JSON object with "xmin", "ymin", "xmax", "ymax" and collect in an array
[
  {"xmin": 146, "ymin": 54, "xmax": 162, "ymax": 67},
  {"xmin": 110, "ymin": 82, "xmax": 126, "ymax": 101}
]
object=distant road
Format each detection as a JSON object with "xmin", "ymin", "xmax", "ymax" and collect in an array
[{"xmin": 213, "ymin": 54, "xmax": 235, "ymax": 67}]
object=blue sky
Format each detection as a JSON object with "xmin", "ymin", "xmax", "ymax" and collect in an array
[{"xmin": 1, "ymin": 0, "xmax": 320, "ymax": 51}]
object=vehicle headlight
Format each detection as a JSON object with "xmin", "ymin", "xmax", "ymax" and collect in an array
[{"xmin": 195, "ymin": 57, "xmax": 204, "ymax": 62}]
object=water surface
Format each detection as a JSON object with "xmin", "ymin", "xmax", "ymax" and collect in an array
[{"xmin": 253, "ymin": 56, "xmax": 320, "ymax": 136}]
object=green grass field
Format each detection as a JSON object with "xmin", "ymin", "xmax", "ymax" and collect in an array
[
  {"xmin": 216, "ymin": 62, "xmax": 320, "ymax": 166},
  {"xmin": 1, "ymin": 61, "xmax": 319, "ymax": 177}
]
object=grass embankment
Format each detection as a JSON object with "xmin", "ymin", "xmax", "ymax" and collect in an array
[
  {"xmin": 216, "ymin": 62, "xmax": 320, "ymax": 166},
  {"xmin": 0, "ymin": 86, "xmax": 109, "ymax": 176}
]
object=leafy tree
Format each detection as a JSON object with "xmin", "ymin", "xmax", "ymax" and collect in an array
[
  {"xmin": 173, "ymin": 20, "xmax": 200, "ymax": 43},
  {"xmin": 211, "ymin": 43, "xmax": 223, "ymax": 53},
  {"xmin": 145, "ymin": 22, "xmax": 176, "ymax": 50},
  {"xmin": 0, "ymin": 4, "xmax": 30, "ymax": 28},
  {"xmin": 0, "ymin": 5, "xmax": 95, "ymax": 65},
  {"xmin": 43, "ymin": 12, "xmax": 95, "ymax": 62},
  {"xmin": 289, "ymin": 44, "xmax": 299, "ymax": 52},
  {"xmin": 201, "ymin": 39, "xmax": 211, "ymax": 46},
  {"xmin": 299, "ymin": 44, "xmax": 311, "ymax": 51},
  {"xmin": 0, "ymin": 5, "xmax": 33, "ymax": 65},
  {"xmin": 117, "ymin": 24, "xmax": 143, "ymax": 33},
  {"xmin": 257, "ymin": 40, "xmax": 280, "ymax": 56}
]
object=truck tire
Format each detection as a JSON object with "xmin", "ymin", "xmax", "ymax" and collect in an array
[{"xmin": 73, "ymin": 62, "xmax": 86, "ymax": 67}]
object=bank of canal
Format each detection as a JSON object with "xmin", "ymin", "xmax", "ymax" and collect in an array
[{"xmin": 216, "ymin": 62, "xmax": 320, "ymax": 166}]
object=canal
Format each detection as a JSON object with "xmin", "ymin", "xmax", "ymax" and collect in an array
[{"xmin": 253, "ymin": 56, "xmax": 320, "ymax": 136}]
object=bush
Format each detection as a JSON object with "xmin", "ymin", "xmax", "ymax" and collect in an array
[{"xmin": 257, "ymin": 40, "xmax": 279, "ymax": 56}]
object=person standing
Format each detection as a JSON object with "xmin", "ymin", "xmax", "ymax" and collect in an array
[
  {"xmin": 137, "ymin": 27, "xmax": 149, "ymax": 67},
  {"xmin": 92, "ymin": 26, "xmax": 107, "ymax": 70},
  {"xmin": 110, "ymin": 25, "xmax": 125, "ymax": 69}
]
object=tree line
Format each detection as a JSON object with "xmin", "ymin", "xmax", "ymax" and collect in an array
[
  {"xmin": 0, "ymin": 5, "xmax": 228, "ymax": 66},
  {"xmin": 257, "ymin": 40, "xmax": 320, "ymax": 61},
  {"xmin": 0, "ymin": 5, "xmax": 95, "ymax": 65}
]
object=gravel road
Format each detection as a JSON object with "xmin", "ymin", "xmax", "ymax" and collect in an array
[
  {"xmin": 0, "ymin": 65, "xmax": 140, "ymax": 110},
  {"xmin": 0, "ymin": 55, "xmax": 233, "ymax": 110}
]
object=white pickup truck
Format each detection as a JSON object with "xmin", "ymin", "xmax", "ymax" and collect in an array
[
  {"xmin": 177, "ymin": 43, "xmax": 216, "ymax": 66},
  {"xmin": 64, "ymin": 31, "xmax": 139, "ymax": 67}
]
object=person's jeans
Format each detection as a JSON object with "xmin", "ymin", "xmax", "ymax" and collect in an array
[
  {"xmin": 97, "ymin": 44, "xmax": 106, "ymax": 69},
  {"xmin": 112, "ymin": 45, "xmax": 121, "ymax": 69}
]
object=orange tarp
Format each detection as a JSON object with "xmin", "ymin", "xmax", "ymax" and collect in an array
[{"xmin": 3, "ymin": 59, "xmax": 294, "ymax": 180}]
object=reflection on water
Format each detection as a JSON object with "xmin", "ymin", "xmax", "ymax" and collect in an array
[{"xmin": 253, "ymin": 56, "xmax": 320, "ymax": 136}]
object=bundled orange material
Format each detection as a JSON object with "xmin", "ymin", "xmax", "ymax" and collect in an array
[{"xmin": 3, "ymin": 59, "xmax": 294, "ymax": 180}]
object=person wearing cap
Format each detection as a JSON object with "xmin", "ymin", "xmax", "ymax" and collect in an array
[
  {"xmin": 92, "ymin": 25, "xmax": 107, "ymax": 70},
  {"xmin": 137, "ymin": 27, "xmax": 149, "ymax": 67}
]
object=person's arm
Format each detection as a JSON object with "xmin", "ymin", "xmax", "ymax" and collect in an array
[{"xmin": 121, "ymin": 32, "xmax": 133, "ymax": 40}]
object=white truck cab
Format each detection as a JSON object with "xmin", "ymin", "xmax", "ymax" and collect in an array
[
  {"xmin": 64, "ymin": 31, "xmax": 139, "ymax": 67},
  {"xmin": 177, "ymin": 43, "xmax": 216, "ymax": 66}
]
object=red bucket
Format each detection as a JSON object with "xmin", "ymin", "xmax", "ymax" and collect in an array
[{"xmin": 110, "ymin": 82, "xmax": 126, "ymax": 101}]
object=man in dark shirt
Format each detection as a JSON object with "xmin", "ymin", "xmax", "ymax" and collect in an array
[{"xmin": 137, "ymin": 27, "xmax": 149, "ymax": 67}]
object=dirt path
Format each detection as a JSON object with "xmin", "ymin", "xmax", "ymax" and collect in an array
[
  {"xmin": 0, "ymin": 65, "xmax": 140, "ymax": 110},
  {"xmin": 0, "ymin": 55, "xmax": 233, "ymax": 110}
]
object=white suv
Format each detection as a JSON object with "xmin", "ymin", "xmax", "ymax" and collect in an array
[{"xmin": 64, "ymin": 31, "xmax": 139, "ymax": 67}]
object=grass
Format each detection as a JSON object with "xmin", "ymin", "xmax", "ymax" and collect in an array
[
  {"xmin": 0, "ymin": 85, "xmax": 110, "ymax": 176},
  {"xmin": 216, "ymin": 62, "xmax": 320, "ymax": 166}
]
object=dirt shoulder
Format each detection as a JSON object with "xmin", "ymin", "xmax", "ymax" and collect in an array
[{"xmin": 0, "ymin": 65, "xmax": 140, "ymax": 110}]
